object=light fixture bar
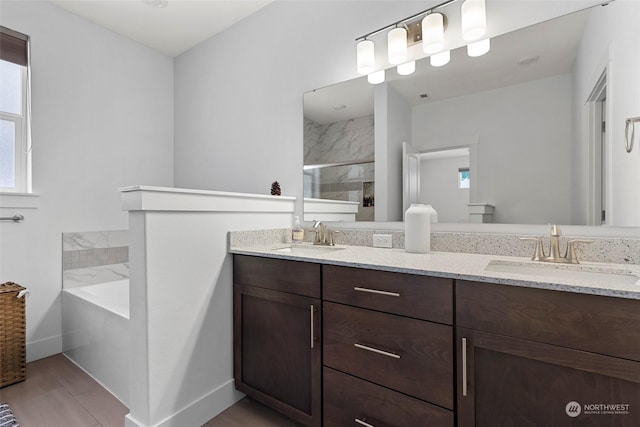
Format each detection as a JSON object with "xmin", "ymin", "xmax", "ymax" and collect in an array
[{"xmin": 355, "ymin": 0, "xmax": 460, "ymax": 42}]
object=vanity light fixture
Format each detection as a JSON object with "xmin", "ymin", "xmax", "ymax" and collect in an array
[
  {"xmin": 355, "ymin": 0, "xmax": 490, "ymax": 84},
  {"xmin": 356, "ymin": 39, "xmax": 375, "ymax": 75},
  {"xmin": 461, "ymin": 0, "xmax": 487, "ymax": 41},
  {"xmin": 397, "ymin": 61, "xmax": 416, "ymax": 76},
  {"xmin": 422, "ymin": 13, "xmax": 446, "ymax": 54},
  {"xmin": 430, "ymin": 50, "xmax": 451, "ymax": 67},
  {"xmin": 388, "ymin": 26, "xmax": 408, "ymax": 65},
  {"xmin": 367, "ymin": 69, "xmax": 385, "ymax": 85},
  {"xmin": 467, "ymin": 38, "xmax": 490, "ymax": 57}
]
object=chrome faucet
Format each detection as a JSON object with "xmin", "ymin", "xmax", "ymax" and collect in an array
[
  {"xmin": 521, "ymin": 225, "xmax": 592, "ymax": 264},
  {"xmin": 311, "ymin": 220, "xmax": 338, "ymax": 246}
]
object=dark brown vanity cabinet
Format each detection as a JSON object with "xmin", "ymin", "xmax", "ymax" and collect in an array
[
  {"xmin": 233, "ymin": 255, "xmax": 322, "ymax": 427},
  {"xmin": 322, "ymin": 265, "xmax": 455, "ymax": 427},
  {"xmin": 456, "ymin": 280, "xmax": 640, "ymax": 427}
]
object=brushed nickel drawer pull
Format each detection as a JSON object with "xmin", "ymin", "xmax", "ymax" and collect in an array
[
  {"xmin": 354, "ymin": 286, "xmax": 400, "ymax": 297},
  {"xmin": 462, "ymin": 337, "xmax": 468, "ymax": 397},
  {"xmin": 355, "ymin": 418, "xmax": 375, "ymax": 427},
  {"xmin": 355, "ymin": 343, "xmax": 400, "ymax": 359},
  {"xmin": 310, "ymin": 305, "xmax": 315, "ymax": 349}
]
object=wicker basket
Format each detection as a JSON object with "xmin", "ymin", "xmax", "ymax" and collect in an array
[{"xmin": 0, "ymin": 282, "xmax": 26, "ymax": 388}]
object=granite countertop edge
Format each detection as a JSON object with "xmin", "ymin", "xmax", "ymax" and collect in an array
[{"xmin": 229, "ymin": 244, "xmax": 640, "ymax": 300}]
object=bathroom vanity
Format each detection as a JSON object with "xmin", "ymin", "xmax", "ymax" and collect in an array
[{"xmin": 232, "ymin": 244, "xmax": 640, "ymax": 427}]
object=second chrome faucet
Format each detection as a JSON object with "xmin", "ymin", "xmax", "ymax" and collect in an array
[{"xmin": 521, "ymin": 224, "xmax": 592, "ymax": 264}]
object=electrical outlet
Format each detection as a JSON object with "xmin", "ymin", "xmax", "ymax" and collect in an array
[{"xmin": 373, "ymin": 234, "xmax": 393, "ymax": 248}]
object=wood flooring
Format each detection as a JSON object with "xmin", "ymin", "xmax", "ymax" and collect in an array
[{"xmin": 0, "ymin": 354, "xmax": 301, "ymax": 426}]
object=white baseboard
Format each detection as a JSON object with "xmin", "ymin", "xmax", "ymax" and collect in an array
[
  {"xmin": 26, "ymin": 334, "xmax": 62, "ymax": 362},
  {"xmin": 124, "ymin": 379, "xmax": 244, "ymax": 427}
]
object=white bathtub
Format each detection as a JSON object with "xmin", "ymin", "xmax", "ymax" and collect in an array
[{"xmin": 62, "ymin": 280, "xmax": 130, "ymax": 405}]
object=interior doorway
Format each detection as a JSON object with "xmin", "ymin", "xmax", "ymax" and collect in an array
[{"xmin": 588, "ymin": 70, "xmax": 607, "ymax": 225}]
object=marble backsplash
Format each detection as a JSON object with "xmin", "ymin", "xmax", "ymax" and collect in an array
[
  {"xmin": 229, "ymin": 228, "xmax": 640, "ymax": 265},
  {"xmin": 62, "ymin": 230, "xmax": 129, "ymax": 288}
]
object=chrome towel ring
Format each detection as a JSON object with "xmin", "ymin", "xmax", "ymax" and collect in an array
[{"xmin": 625, "ymin": 117, "xmax": 640, "ymax": 153}]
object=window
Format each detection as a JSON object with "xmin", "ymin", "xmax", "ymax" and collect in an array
[
  {"xmin": 458, "ymin": 167, "xmax": 470, "ymax": 189},
  {"xmin": 0, "ymin": 26, "xmax": 31, "ymax": 193}
]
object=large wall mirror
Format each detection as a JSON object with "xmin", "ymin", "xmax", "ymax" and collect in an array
[{"xmin": 303, "ymin": 0, "xmax": 640, "ymax": 227}]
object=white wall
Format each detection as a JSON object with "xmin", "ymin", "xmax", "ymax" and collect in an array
[
  {"xmin": 383, "ymin": 84, "xmax": 412, "ymax": 221},
  {"xmin": 421, "ymin": 155, "xmax": 470, "ymax": 223},
  {"xmin": 572, "ymin": 0, "xmax": 640, "ymax": 226},
  {"xmin": 122, "ymin": 187, "xmax": 295, "ymax": 427},
  {"xmin": 412, "ymin": 74, "xmax": 573, "ymax": 224},
  {"xmin": 0, "ymin": 1, "xmax": 173, "ymax": 361}
]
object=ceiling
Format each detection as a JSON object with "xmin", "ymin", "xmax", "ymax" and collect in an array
[
  {"xmin": 304, "ymin": 9, "xmax": 589, "ymax": 124},
  {"xmin": 48, "ymin": 0, "xmax": 274, "ymax": 57}
]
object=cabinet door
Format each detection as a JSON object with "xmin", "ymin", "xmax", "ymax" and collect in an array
[
  {"xmin": 234, "ymin": 284, "xmax": 321, "ymax": 427},
  {"xmin": 457, "ymin": 328, "xmax": 640, "ymax": 427}
]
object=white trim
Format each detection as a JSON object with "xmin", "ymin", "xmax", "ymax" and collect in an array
[
  {"xmin": 0, "ymin": 192, "xmax": 39, "ymax": 208},
  {"xmin": 120, "ymin": 186, "xmax": 296, "ymax": 212},
  {"xmin": 26, "ymin": 334, "xmax": 62, "ymax": 362},
  {"xmin": 125, "ymin": 380, "xmax": 243, "ymax": 427}
]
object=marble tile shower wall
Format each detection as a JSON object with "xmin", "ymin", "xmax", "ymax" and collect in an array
[
  {"xmin": 304, "ymin": 116, "xmax": 375, "ymax": 220},
  {"xmin": 62, "ymin": 230, "xmax": 129, "ymax": 288},
  {"xmin": 303, "ymin": 115, "xmax": 374, "ymax": 164}
]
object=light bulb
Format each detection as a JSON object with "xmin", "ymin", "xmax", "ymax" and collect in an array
[
  {"xmin": 367, "ymin": 69, "xmax": 385, "ymax": 84},
  {"xmin": 422, "ymin": 13, "xmax": 445, "ymax": 55},
  {"xmin": 388, "ymin": 27, "xmax": 408, "ymax": 65},
  {"xmin": 430, "ymin": 50, "xmax": 450, "ymax": 67},
  {"xmin": 397, "ymin": 61, "xmax": 415, "ymax": 76},
  {"xmin": 357, "ymin": 40, "xmax": 375, "ymax": 75},
  {"xmin": 467, "ymin": 38, "xmax": 490, "ymax": 57},
  {"xmin": 461, "ymin": 0, "xmax": 486, "ymax": 41}
]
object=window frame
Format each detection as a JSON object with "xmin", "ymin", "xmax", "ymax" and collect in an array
[
  {"xmin": 0, "ymin": 65, "xmax": 28, "ymax": 193},
  {"xmin": 0, "ymin": 29, "xmax": 31, "ymax": 194}
]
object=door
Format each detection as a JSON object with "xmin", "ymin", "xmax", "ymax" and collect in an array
[
  {"xmin": 402, "ymin": 141, "xmax": 421, "ymax": 217},
  {"xmin": 457, "ymin": 328, "xmax": 640, "ymax": 427},
  {"xmin": 234, "ymin": 284, "xmax": 321, "ymax": 426}
]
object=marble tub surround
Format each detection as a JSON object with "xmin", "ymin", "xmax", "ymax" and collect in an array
[
  {"xmin": 229, "ymin": 228, "xmax": 640, "ymax": 265},
  {"xmin": 62, "ymin": 230, "xmax": 129, "ymax": 288},
  {"xmin": 229, "ymin": 241, "xmax": 640, "ymax": 300},
  {"xmin": 63, "ymin": 263, "xmax": 130, "ymax": 289}
]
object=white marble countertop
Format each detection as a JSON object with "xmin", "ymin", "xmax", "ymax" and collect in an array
[{"xmin": 229, "ymin": 243, "xmax": 640, "ymax": 300}]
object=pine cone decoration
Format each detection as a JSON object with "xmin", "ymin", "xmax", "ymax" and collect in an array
[{"xmin": 271, "ymin": 181, "xmax": 281, "ymax": 196}]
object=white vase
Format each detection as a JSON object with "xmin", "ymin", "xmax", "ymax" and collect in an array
[{"xmin": 405, "ymin": 204, "xmax": 437, "ymax": 253}]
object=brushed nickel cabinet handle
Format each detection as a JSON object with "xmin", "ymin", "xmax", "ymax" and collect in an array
[
  {"xmin": 353, "ymin": 286, "xmax": 400, "ymax": 297},
  {"xmin": 355, "ymin": 343, "xmax": 400, "ymax": 359},
  {"xmin": 355, "ymin": 418, "xmax": 375, "ymax": 427},
  {"xmin": 462, "ymin": 337, "xmax": 468, "ymax": 397},
  {"xmin": 310, "ymin": 305, "xmax": 315, "ymax": 349}
]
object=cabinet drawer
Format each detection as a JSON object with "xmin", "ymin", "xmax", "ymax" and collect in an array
[
  {"xmin": 324, "ymin": 367, "xmax": 453, "ymax": 427},
  {"xmin": 323, "ymin": 265, "xmax": 452, "ymax": 324},
  {"xmin": 323, "ymin": 302, "xmax": 453, "ymax": 409},
  {"xmin": 234, "ymin": 255, "xmax": 320, "ymax": 298},
  {"xmin": 456, "ymin": 280, "xmax": 640, "ymax": 361}
]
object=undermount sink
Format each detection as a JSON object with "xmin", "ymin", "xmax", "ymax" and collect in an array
[
  {"xmin": 273, "ymin": 244, "xmax": 345, "ymax": 254},
  {"xmin": 485, "ymin": 260, "xmax": 640, "ymax": 285}
]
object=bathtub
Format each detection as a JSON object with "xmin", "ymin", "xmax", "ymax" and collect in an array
[{"xmin": 62, "ymin": 280, "xmax": 130, "ymax": 405}]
